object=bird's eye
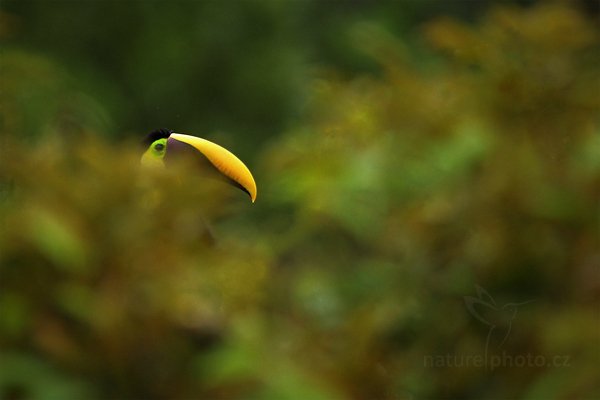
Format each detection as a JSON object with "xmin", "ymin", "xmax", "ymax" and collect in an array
[{"xmin": 154, "ymin": 143, "xmax": 165, "ymax": 152}]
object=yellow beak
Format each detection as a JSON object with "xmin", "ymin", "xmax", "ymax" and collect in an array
[{"xmin": 169, "ymin": 133, "xmax": 257, "ymax": 203}]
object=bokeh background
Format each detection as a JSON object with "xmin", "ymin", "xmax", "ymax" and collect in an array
[{"xmin": 1, "ymin": 1, "xmax": 599, "ymax": 399}]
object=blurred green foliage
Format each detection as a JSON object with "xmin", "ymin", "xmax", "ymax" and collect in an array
[{"xmin": 1, "ymin": 1, "xmax": 599, "ymax": 400}]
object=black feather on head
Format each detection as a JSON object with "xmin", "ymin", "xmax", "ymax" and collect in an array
[{"xmin": 143, "ymin": 128, "xmax": 173, "ymax": 147}]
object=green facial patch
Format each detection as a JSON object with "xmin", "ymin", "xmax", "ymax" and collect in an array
[{"xmin": 141, "ymin": 138, "xmax": 168, "ymax": 167}]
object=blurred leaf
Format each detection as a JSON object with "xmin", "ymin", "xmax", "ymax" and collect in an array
[
  {"xmin": 25, "ymin": 207, "xmax": 89, "ymax": 274},
  {"xmin": 0, "ymin": 294, "xmax": 30, "ymax": 338},
  {"xmin": 0, "ymin": 353, "xmax": 93, "ymax": 400}
]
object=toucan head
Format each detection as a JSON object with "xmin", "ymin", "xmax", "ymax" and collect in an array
[{"xmin": 141, "ymin": 129, "xmax": 257, "ymax": 203}]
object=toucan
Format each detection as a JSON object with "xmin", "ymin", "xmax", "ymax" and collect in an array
[{"xmin": 141, "ymin": 129, "xmax": 257, "ymax": 202}]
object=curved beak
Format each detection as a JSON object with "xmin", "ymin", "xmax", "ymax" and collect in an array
[{"xmin": 167, "ymin": 133, "xmax": 257, "ymax": 203}]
